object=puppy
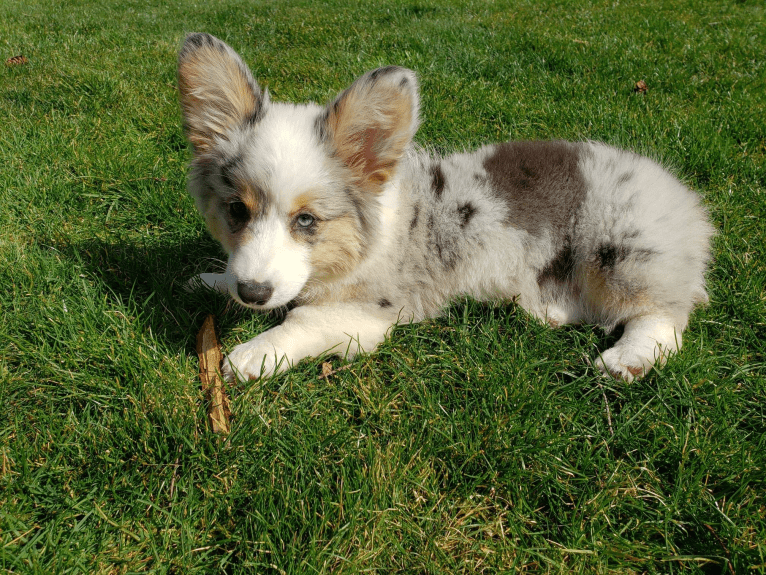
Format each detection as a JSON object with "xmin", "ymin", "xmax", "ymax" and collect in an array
[{"xmin": 178, "ymin": 33, "xmax": 714, "ymax": 383}]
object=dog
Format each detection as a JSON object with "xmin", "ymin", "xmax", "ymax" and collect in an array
[{"xmin": 178, "ymin": 33, "xmax": 714, "ymax": 383}]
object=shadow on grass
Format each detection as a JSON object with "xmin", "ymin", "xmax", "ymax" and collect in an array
[
  {"xmin": 58, "ymin": 230, "xmax": 634, "ymax": 385},
  {"xmin": 57, "ymin": 230, "xmax": 241, "ymax": 354}
]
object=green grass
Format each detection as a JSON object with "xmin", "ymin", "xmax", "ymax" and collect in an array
[{"xmin": 1, "ymin": 0, "xmax": 765, "ymax": 572}]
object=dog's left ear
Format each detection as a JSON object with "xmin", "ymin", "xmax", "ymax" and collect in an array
[
  {"xmin": 319, "ymin": 66, "xmax": 420, "ymax": 193},
  {"xmin": 178, "ymin": 33, "xmax": 267, "ymax": 153}
]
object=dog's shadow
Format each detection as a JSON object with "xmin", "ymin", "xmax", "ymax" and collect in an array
[
  {"xmin": 60, "ymin": 230, "xmax": 266, "ymax": 355},
  {"xmin": 60, "ymin": 231, "xmax": 625, "ymax": 380}
]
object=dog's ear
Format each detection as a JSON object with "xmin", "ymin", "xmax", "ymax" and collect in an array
[
  {"xmin": 319, "ymin": 66, "xmax": 420, "ymax": 193},
  {"xmin": 178, "ymin": 33, "xmax": 267, "ymax": 153}
]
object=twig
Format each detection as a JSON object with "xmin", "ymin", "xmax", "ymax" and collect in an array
[
  {"xmin": 597, "ymin": 380, "xmax": 614, "ymax": 436},
  {"xmin": 196, "ymin": 314, "xmax": 231, "ymax": 433}
]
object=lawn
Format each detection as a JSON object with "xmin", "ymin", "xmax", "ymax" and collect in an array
[{"xmin": 1, "ymin": 0, "xmax": 764, "ymax": 572}]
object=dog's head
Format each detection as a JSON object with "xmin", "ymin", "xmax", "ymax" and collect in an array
[{"xmin": 178, "ymin": 33, "xmax": 419, "ymax": 309}]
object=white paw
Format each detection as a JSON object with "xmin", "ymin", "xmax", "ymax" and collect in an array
[
  {"xmin": 595, "ymin": 346, "xmax": 655, "ymax": 383},
  {"xmin": 222, "ymin": 336, "xmax": 289, "ymax": 382}
]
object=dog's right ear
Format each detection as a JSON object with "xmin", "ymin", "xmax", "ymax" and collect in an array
[
  {"xmin": 318, "ymin": 66, "xmax": 420, "ymax": 194},
  {"xmin": 178, "ymin": 33, "xmax": 267, "ymax": 153}
]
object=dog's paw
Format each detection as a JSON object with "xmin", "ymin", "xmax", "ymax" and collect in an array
[
  {"xmin": 594, "ymin": 346, "xmax": 654, "ymax": 383},
  {"xmin": 222, "ymin": 336, "xmax": 289, "ymax": 382}
]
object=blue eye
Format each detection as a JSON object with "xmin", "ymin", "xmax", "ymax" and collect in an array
[{"xmin": 296, "ymin": 214, "xmax": 315, "ymax": 228}]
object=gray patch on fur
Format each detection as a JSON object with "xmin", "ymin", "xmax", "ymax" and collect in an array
[
  {"xmin": 616, "ymin": 171, "xmax": 635, "ymax": 187},
  {"xmin": 632, "ymin": 247, "xmax": 658, "ymax": 262},
  {"xmin": 597, "ymin": 243, "xmax": 625, "ymax": 270},
  {"xmin": 245, "ymin": 96, "xmax": 268, "ymax": 127},
  {"xmin": 597, "ymin": 243, "xmax": 658, "ymax": 271},
  {"xmin": 314, "ymin": 109, "xmax": 330, "ymax": 143},
  {"xmin": 537, "ymin": 239, "xmax": 575, "ymax": 285},
  {"xmin": 220, "ymin": 155, "xmax": 244, "ymax": 191},
  {"xmin": 457, "ymin": 202, "xmax": 477, "ymax": 228},
  {"xmin": 181, "ymin": 32, "xmax": 222, "ymax": 54},
  {"xmin": 409, "ymin": 203, "xmax": 420, "ymax": 232},
  {"xmin": 347, "ymin": 189, "xmax": 375, "ymax": 256},
  {"xmin": 430, "ymin": 163, "xmax": 446, "ymax": 198},
  {"xmin": 482, "ymin": 141, "xmax": 587, "ymax": 237},
  {"xmin": 426, "ymin": 212, "xmax": 460, "ymax": 270},
  {"xmin": 368, "ymin": 65, "xmax": 404, "ymax": 82},
  {"xmin": 218, "ymin": 156, "xmax": 270, "ymax": 220}
]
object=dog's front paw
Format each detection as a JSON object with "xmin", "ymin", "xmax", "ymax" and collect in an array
[
  {"xmin": 222, "ymin": 336, "xmax": 290, "ymax": 382},
  {"xmin": 595, "ymin": 346, "xmax": 654, "ymax": 383}
]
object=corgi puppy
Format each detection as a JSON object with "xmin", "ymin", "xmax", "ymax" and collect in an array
[{"xmin": 178, "ymin": 33, "xmax": 714, "ymax": 383}]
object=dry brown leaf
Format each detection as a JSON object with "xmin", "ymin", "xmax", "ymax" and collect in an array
[
  {"xmin": 196, "ymin": 314, "xmax": 231, "ymax": 434},
  {"xmin": 318, "ymin": 362, "xmax": 352, "ymax": 380},
  {"xmin": 5, "ymin": 55, "xmax": 28, "ymax": 66}
]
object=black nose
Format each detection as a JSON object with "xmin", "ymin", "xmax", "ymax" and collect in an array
[{"xmin": 237, "ymin": 280, "xmax": 274, "ymax": 306}]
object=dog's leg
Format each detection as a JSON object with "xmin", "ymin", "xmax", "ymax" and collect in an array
[
  {"xmin": 222, "ymin": 304, "xmax": 397, "ymax": 381},
  {"xmin": 594, "ymin": 314, "xmax": 683, "ymax": 382}
]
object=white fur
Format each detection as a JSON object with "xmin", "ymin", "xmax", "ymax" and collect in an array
[
  {"xmin": 226, "ymin": 212, "xmax": 311, "ymax": 309},
  {"xmin": 243, "ymin": 103, "xmax": 331, "ymax": 208}
]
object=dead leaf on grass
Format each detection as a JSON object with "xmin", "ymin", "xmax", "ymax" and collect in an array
[{"xmin": 5, "ymin": 55, "xmax": 28, "ymax": 66}]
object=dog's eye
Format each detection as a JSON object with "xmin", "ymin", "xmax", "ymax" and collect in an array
[
  {"xmin": 228, "ymin": 201, "xmax": 249, "ymax": 222},
  {"xmin": 296, "ymin": 213, "xmax": 315, "ymax": 228}
]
